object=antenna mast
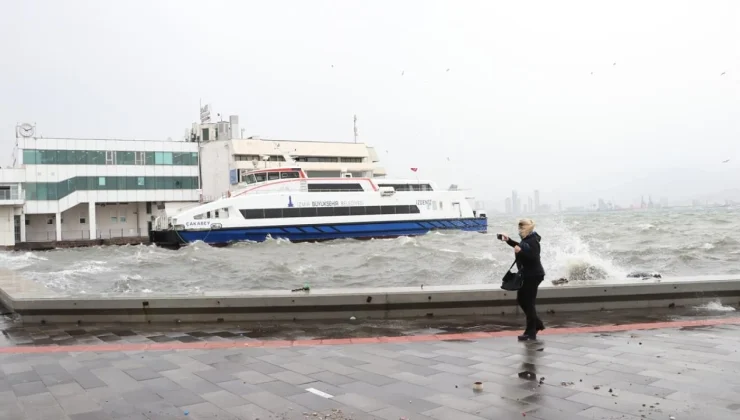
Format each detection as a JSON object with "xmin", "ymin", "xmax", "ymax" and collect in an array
[{"xmin": 353, "ymin": 114, "xmax": 358, "ymax": 143}]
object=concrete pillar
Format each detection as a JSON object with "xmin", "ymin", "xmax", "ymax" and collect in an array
[
  {"xmin": 55, "ymin": 211, "xmax": 62, "ymax": 241},
  {"xmin": 89, "ymin": 201, "xmax": 97, "ymax": 240},
  {"xmin": 19, "ymin": 212, "xmax": 26, "ymax": 242}
]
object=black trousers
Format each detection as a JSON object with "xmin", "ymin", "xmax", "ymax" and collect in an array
[{"xmin": 517, "ymin": 275, "xmax": 545, "ymax": 335}]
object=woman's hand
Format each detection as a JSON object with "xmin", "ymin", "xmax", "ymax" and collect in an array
[
  {"xmin": 514, "ymin": 245, "xmax": 521, "ymax": 253},
  {"xmin": 499, "ymin": 233, "xmax": 509, "ymax": 242}
]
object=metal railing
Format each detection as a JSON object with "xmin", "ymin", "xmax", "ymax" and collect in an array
[
  {"xmin": 0, "ymin": 188, "xmax": 23, "ymax": 200},
  {"xmin": 23, "ymin": 228, "xmax": 146, "ymax": 242}
]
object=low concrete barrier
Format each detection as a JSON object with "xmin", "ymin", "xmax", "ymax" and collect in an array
[{"xmin": 1, "ymin": 269, "xmax": 739, "ymax": 324}]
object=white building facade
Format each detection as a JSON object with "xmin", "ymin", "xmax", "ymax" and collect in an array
[
  {"xmin": 0, "ymin": 128, "xmax": 200, "ymax": 247},
  {"xmin": 191, "ymin": 114, "xmax": 386, "ymax": 201}
]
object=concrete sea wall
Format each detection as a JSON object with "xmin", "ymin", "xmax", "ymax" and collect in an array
[{"xmin": 1, "ymin": 269, "xmax": 739, "ymax": 324}]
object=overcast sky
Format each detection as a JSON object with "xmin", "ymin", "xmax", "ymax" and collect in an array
[{"xmin": 1, "ymin": 0, "xmax": 738, "ymax": 209}]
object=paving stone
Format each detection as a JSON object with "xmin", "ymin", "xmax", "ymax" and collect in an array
[
  {"xmin": 157, "ymin": 388, "xmax": 205, "ymax": 407},
  {"xmin": 216, "ymin": 378, "xmax": 262, "ymax": 396},
  {"xmin": 234, "ymin": 369, "xmax": 275, "ymax": 384},
  {"xmin": 6, "ymin": 370, "xmax": 41, "ymax": 385},
  {"xmin": 242, "ymin": 361, "xmax": 285, "ymax": 375},
  {"xmin": 70, "ymin": 369, "xmax": 107, "ymax": 389},
  {"xmin": 139, "ymin": 377, "xmax": 181, "ymax": 392},
  {"xmin": 371, "ymin": 405, "xmax": 434, "ymax": 420},
  {"xmin": 309, "ymin": 371, "xmax": 356, "ymax": 386},
  {"xmin": 242, "ymin": 390, "xmax": 310, "ymax": 413},
  {"xmin": 12, "ymin": 380, "xmax": 48, "ymax": 397},
  {"xmin": 193, "ymin": 368, "xmax": 237, "ymax": 384},
  {"xmin": 423, "ymin": 406, "xmax": 487, "ymax": 420},
  {"xmin": 124, "ymin": 367, "xmax": 162, "ymax": 381},
  {"xmin": 288, "ymin": 391, "xmax": 344, "ymax": 412},
  {"xmin": 347, "ymin": 371, "xmax": 397, "ymax": 386},
  {"xmin": 225, "ymin": 403, "xmax": 275, "ymax": 419},
  {"xmin": 122, "ymin": 388, "xmax": 164, "ymax": 405},
  {"xmin": 57, "ymin": 394, "xmax": 102, "ymax": 415},
  {"xmin": 334, "ymin": 392, "xmax": 389, "ymax": 412},
  {"xmin": 200, "ymin": 389, "xmax": 248, "ymax": 408},
  {"xmin": 269, "ymin": 370, "xmax": 315, "ymax": 385}
]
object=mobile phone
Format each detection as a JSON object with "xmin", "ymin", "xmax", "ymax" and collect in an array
[{"xmin": 496, "ymin": 234, "xmax": 504, "ymax": 240}]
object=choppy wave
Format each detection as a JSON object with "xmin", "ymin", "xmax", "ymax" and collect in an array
[
  {"xmin": 1, "ymin": 207, "xmax": 739, "ymax": 295},
  {"xmin": 694, "ymin": 301, "xmax": 737, "ymax": 312}
]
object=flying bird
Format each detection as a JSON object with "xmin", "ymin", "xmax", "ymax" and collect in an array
[
  {"xmin": 720, "ymin": 72, "xmax": 726, "ymax": 76},
  {"xmin": 722, "ymin": 159, "xmax": 730, "ymax": 163},
  {"xmin": 446, "ymin": 68, "xmax": 450, "ymax": 72},
  {"xmin": 613, "ymin": 62, "xmax": 616, "ymax": 66},
  {"xmin": 401, "ymin": 71, "xmax": 405, "ymax": 76}
]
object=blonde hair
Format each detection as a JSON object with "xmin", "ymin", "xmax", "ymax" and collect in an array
[{"xmin": 518, "ymin": 218, "xmax": 535, "ymax": 238}]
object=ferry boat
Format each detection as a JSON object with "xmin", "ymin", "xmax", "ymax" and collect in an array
[{"xmin": 150, "ymin": 160, "xmax": 487, "ymax": 248}]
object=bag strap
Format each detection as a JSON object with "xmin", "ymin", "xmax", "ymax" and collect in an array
[{"xmin": 508, "ymin": 260, "xmax": 517, "ymax": 271}]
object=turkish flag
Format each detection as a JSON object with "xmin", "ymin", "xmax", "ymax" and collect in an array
[{"xmin": 410, "ymin": 168, "xmax": 418, "ymax": 172}]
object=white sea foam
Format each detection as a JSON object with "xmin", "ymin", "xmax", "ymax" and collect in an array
[
  {"xmin": 694, "ymin": 301, "xmax": 736, "ymax": 312},
  {"xmin": 541, "ymin": 221, "xmax": 628, "ymax": 283}
]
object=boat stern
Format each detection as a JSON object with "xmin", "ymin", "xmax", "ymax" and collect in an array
[{"xmin": 150, "ymin": 229, "xmax": 184, "ymax": 249}]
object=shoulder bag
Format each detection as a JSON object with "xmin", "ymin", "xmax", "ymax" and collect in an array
[{"xmin": 501, "ymin": 261, "xmax": 524, "ymax": 291}]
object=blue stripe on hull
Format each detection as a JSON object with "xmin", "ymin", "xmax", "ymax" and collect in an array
[{"xmin": 173, "ymin": 218, "xmax": 487, "ymax": 245}]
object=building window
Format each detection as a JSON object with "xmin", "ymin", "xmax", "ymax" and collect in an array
[
  {"xmin": 23, "ymin": 176, "xmax": 200, "ymax": 200},
  {"xmin": 340, "ymin": 157, "xmax": 364, "ymax": 163},
  {"xmin": 47, "ymin": 217, "xmax": 54, "ymax": 225},
  {"xmin": 22, "ymin": 149, "xmax": 198, "ymax": 166},
  {"xmin": 202, "ymin": 128, "xmax": 209, "ymax": 141},
  {"xmin": 25, "ymin": 219, "xmax": 30, "ymax": 226},
  {"xmin": 119, "ymin": 210, "xmax": 127, "ymax": 223},
  {"xmin": 137, "ymin": 177, "xmax": 145, "ymax": 187},
  {"xmin": 80, "ymin": 215, "xmax": 87, "ymax": 224}
]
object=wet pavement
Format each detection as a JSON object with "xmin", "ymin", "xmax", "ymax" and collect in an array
[
  {"xmin": 1, "ymin": 305, "xmax": 738, "ymax": 348},
  {"xmin": 0, "ymin": 320, "xmax": 739, "ymax": 419}
]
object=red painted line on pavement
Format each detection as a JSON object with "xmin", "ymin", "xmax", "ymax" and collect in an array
[{"xmin": 0, "ymin": 317, "xmax": 738, "ymax": 354}]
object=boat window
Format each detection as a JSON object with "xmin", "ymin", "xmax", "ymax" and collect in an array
[
  {"xmin": 267, "ymin": 172, "xmax": 280, "ymax": 181},
  {"xmin": 254, "ymin": 173, "xmax": 267, "ymax": 183},
  {"xmin": 240, "ymin": 209, "xmax": 264, "ymax": 219},
  {"xmin": 221, "ymin": 208, "xmax": 229, "ymax": 218},
  {"xmin": 439, "ymin": 202, "xmax": 443, "ymax": 210},
  {"xmin": 246, "ymin": 174, "xmax": 256, "ymax": 184},
  {"xmin": 300, "ymin": 207, "xmax": 318, "ymax": 217},
  {"xmin": 349, "ymin": 206, "xmax": 366, "ymax": 216},
  {"xmin": 365, "ymin": 206, "xmax": 381, "ymax": 215},
  {"xmin": 333, "ymin": 207, "xmax": 350, "ymax": 216},
  {"xmin": 316, "ymin": 207, "xmax": 334, "ymax": 217},
  {"xmin": 206, "ymin": 211, "xmax": 211, "ymax": 218},
  {"xmin": 283, "ymin": 208, "xmax": 300, "ymax": 218},
  {"xmin": 193, "ymin": 214, "xmax": 203, "ymax": 220},
  {"xmin": 264, "ymin": 208, "xmax": 282, "ymax": 218},
  {"xmin": 378, "ymin": 183, "xmax": 433, "ymax": 192},
  {"xmin": 307, "ymin": 183, "xmax": 363, "ymax": 192},
  {"xmin": 214, "ymin": 210, "xmax": 220, "ymax": 218},
  {"xmin": 238, "ymin": 205, "xmax": 420, "ymax": 219},
  {"xmin": 281, "ymin": 171, "xmax": 300, "ymax": 179}
]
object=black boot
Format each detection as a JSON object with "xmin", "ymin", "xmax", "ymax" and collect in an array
[
  {"xmin": 518, "ymin": 334, "xmax": 537, "ymax": 341},
  {"xmin": 537, "ymin": 319, "xmax": 545, "ymax": 332}
]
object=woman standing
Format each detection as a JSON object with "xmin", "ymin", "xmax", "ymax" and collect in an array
[{"xmin": 499, "ymin": 218, "xmax": 546, "ymax": 341}]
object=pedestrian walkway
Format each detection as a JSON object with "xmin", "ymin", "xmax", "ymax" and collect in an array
[{"xmin": 1, "ymin": 317, "xmax": 739, "ymax": 419}]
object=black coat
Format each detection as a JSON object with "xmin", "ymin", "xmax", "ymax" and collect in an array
[{"xmin": 506, "ymin": 232, "xmax": 546, "ymax": 279}]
